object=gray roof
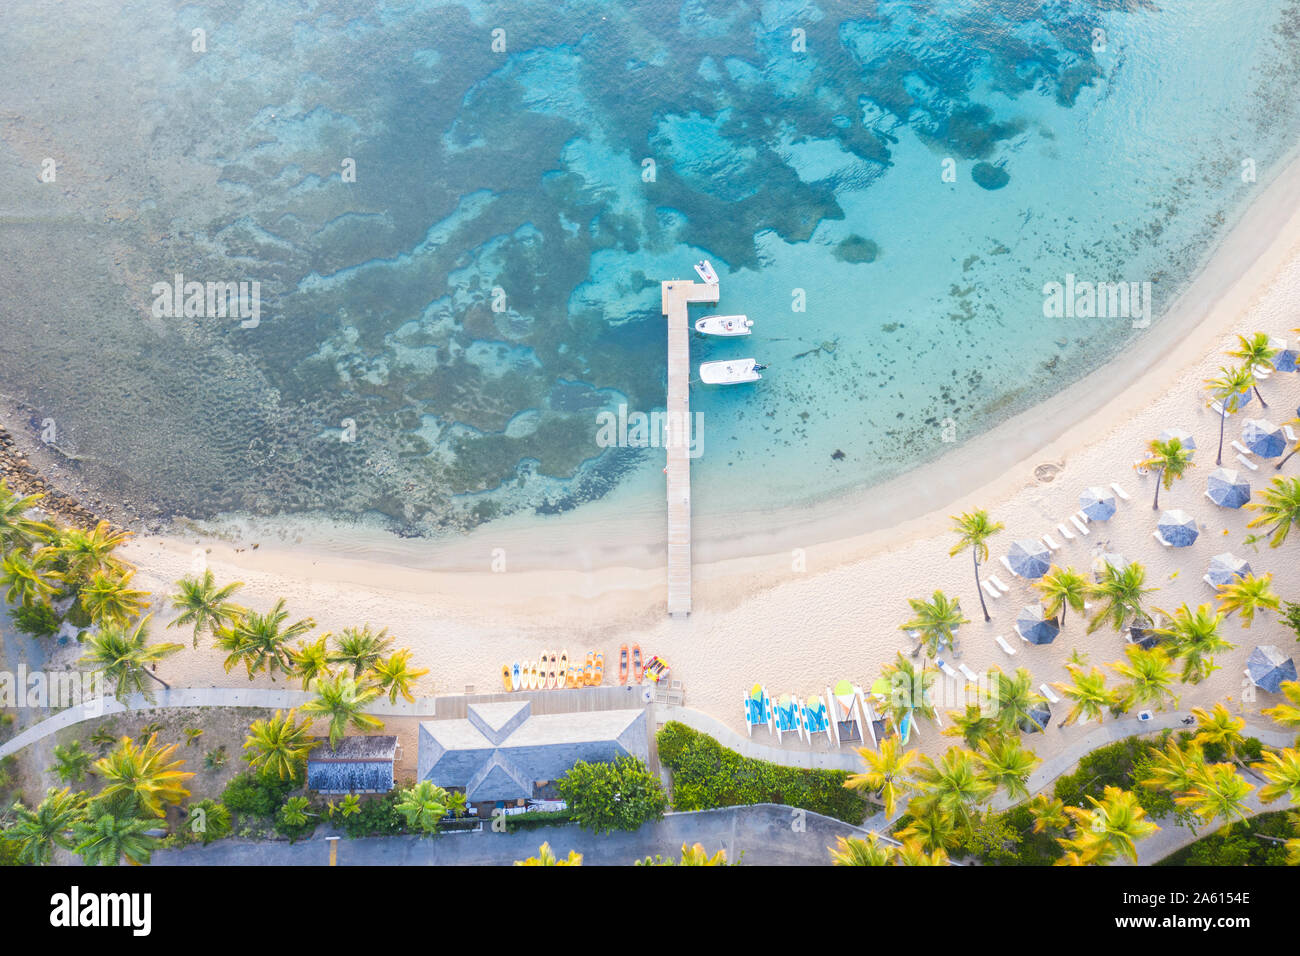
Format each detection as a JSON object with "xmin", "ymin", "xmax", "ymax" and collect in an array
[
  {"xmin": 307, "ymin": 736, "xmax": 398, "ymax": 762},
  {"xmin": 417, "ymin": 701, "xmax": 649, "ymax": 803}
]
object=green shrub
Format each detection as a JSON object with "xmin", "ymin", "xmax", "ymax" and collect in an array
[
  {"xmin": 0, "ymin": 831, "xmax": 21, "ymax": 866},
  {"xmin": 555, "ymin": 757, "xmax": 667, "ymax": 834},
  {"xmin": 186, "ymin": 799, "xmax": 232, "ymax": 845},
  {"xmin": 10, "ymin": 602, "xmax": 60, "ymax": 637},
  {"xmin": 339, "ymin": 793, "xmax": 404, "ymax": 839},
  {"xmin": 221, "ymin": 771, "xmax": 297, "ymax": 818},
  {"xmin": 1053, "ymin": 733, "xmax": 1171, "ymax": 817},
  {"xmin": 501, "ymin": 809, "xmax": 573, "ymax": 832},
  {"xmin": 656, "ymin": 722, "xmax": 868, "ymax": 824},
  {"xmin": 1158, "ymin": 811, "xmax": 1297, "ymax": 866}
]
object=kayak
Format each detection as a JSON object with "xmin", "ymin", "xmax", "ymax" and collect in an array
[
  {"xmin": 694, "ymin": 259, "xmax": 719, "ymax": 284},
  {"xmin": 501, "ymin": 664, "xmax": 512, "ymax": 691},
  {"xmin": 511, "ymin": 662, "xmax": 522, "ymax": 691}
]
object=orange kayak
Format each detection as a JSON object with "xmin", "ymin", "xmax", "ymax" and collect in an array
[
  {"xmin": 618, "ymin": 644, "xmax": 629, "ymax": 684},
  {"xmin": 593, "ymin": 652, "xmax": 604, "ymax": 685},
  {"xmin": 583, "ymin": 652, "xmax": 594, "ymax": 686},
  {"xmin": 632, "ymin": 644, "xmax": 643, "ymax": 683}
]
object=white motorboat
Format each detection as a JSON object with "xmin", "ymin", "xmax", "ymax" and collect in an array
[
  {"xmin": 694, "ymin": 314, "xmax": 752, "ymax": 336},
  {"xmin": 699, "ymin": 358, "xmax": 766, "ymax": 385},
  {"xmin": 694, "ymin": 259, "xmax": 719, "ymax": 284}
]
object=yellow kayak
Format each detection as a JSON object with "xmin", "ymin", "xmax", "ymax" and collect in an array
[
  {"xmin": 558, "ymin": 651, "xmax": 569, "ymax": 689},
  {"xmin": 593, "ymin": 652, "xmax": 604, "ymax": 686},
  {"xmin": 501, "ymin": 664, "xmax": 512, "ymax": 691},
  {"xmin": 582, "ymin": 652, "xmax": 594, "ymax": 686}
]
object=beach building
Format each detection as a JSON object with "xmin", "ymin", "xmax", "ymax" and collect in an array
[
  {"xmin": 306, "ymin": 736, "xmax": 400, "ymax": 794},
  {"xmin": 416, "ymin": 699, "xmax": 649, "ymax": 805}
]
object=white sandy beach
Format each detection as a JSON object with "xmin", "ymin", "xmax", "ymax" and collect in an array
[{"xmin": 93, "ymin": 148, "xmax": 1300, "ymax": 770}]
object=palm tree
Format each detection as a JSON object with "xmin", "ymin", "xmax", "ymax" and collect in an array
[
  {"xmin": 168, "ymin": 570, "xmax": 245, "ymax": 648},
  {"xmin": 1086, "ymin": 562, "xmax": 1155, "ymax": 634},
  {"xmin": 1253, "ymin": 748, "xmax": 1300, "ymax": 806},
  {"xmin": 1262, "ymin": 681, "xmax": 1300, "ymax": 742},
  {"xmin": 290, "ymin": 635, "xmax": 332, "ymax": 689},
  {"xmin": 897, "ymin": 804, "xmax": 958, "ymax": 854},
  {"xmin": 976, "ymin": 737, "xmax": 1040, "ymax": 801},
  {"xmin": 50, "ymin": 740, "xmax": 93, "ymax": 783},
  {"xmin": 43, "ymin": 520, "xmax": 131, "ymax": 589},
  {"xmin": 1176, "ymin": 763, "xmax": 1254, "ymax": 827},
  {"xmin": 894, "ymin": 839, "xmax": 950, "ymax": 866},
  {"xmin": 1034, "ymin": 566, "xmax": 1088, "ymax": 628},
  {"xmin": 1139, "ymin": 437, "xmax": 1194, "ymax": 510},
  {"xmin": 302, "ymin": 672, "xmax": 384, "ymax": 747},
  {"xmin": 0, "ymin": 479, "xmax": 54, "ymax": 549},
  {"xmin": 1142, "ymin": 739, "xmax": 1208, "ymax": 806},
  {"xmin": 1276, "ymin": 416, "xmax": 1300, "ymax": 470},
  {"xmin": 395, "ymin": 781, "xmax": 450, "ymax": 834},
  {"xmin": 79, "ymin": 616, "xmax": 184, "ymax": 703},
  {"xmin": 845, "ymin": 736, "xmax": 917, "ymax": 817},
  {"xmin": 0, "ymin": 548, "xmax": 61, "ymax": 607},
  {"xmin": 828, "ymin": 834, "xmax": 895, "ymax": 866},
  {"xmin": 900, "ymin": 590, "xmax": 969, "ymax": 658},
  {"xmin": 1154, "ymin": 603, "xmax": 1233, "ymax": 684},
  {"xmin": 1109, "ymin": 645, "xmax": 1178, "ymax": 712},
  {"xmin": 329, "ymin": 625, "xmax": 394, "ymax": 678},
  {"xmin": 909, "ymin": 746, "xmax": 996, "ymax": 829},
  {"xmin": 944, "ymin": 703, "xmax": 1001, "ymax": 749},
  {"xmin": 368, "ymin": 648, "xmax": 429, "ymax": 703},
  {"xmin": 243, "ymin": 709, "xmax": 314, "ymax": 781},
  {"xmin": 1054, "ymin": 665, "xmax": 1120, "ymax": 725},
  {"xmin": 989, "ymin": 667, "xmax": 1048, "ymax": 735},
  {"xmin": 1205, "ymin": 365, "xmax": 1256, "ymax": 465},
  {"xmin": 1227, "ymin": 331, "xmax": 1278, "ymax": 407},
  {"xmin": 1057, "ymin": 786, "xmax": 1158, "ymax": 865},
  {"xmin": 78, "ymin": 569, "xmax": 149, "ymax": 628},
  {"xmin": 92, "ymin": 734, "xmax": 194, "ymax": 818},
  {"xmin": 515, "ymin": 842, "xmax": 582, "ymax": 866},
  {"xmin": 214, "ymin": 598, "xmax": 315, "ymax": 681},
  {"xmin": 878, "ymin": 653, "xmax": 938, "ymax": 726},
  {"xmin": 1027, "ymin": 793, "xmax": 1069, "ymax": 834},
  {"xmin": 1246, "ymin": 476, "xmax": 1300, "ymax": 547},
  {"xmin": 1189, "ymin": 703, "xmax": 1258, "ymax": 779},
  {"xmin": 949, "ymin": 510, "xmax": 1004, "ymax": 622},
  {"xmin": 9, "ymin": 787, "xmax": 86, "ymax": 864},
  {"xmin": 72, "ymin": 806, "xmax": 157, "ymax": 866},
  {"xmin": 1215, "ymin": 573, "xmax": 1281, "ymax": 628}
]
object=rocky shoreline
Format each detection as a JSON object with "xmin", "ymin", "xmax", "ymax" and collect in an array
[{"xmin": 0, "ymin": 421, "xmax": 118, "ymax": 532}]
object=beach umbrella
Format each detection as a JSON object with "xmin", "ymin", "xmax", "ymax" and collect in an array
[
  {"xmin": 1246, "ymin": 645, "xmax": 1297, "ymax": 693},
  {"xmin": 1223, "ymin": 387, "xmax": 1252, "ymax": 413},
  {"xmin": 749, "ymin": 683, "xmax": 763, "ymax": 700},
  {"xmin": 1206, "ymin": 468, "xmax": 1251, "ymax": 509},
  {"xmin": 1079, "ymin": 486, "xmax": 1117, "ymax": 522},
  {"xmin": 869, "ymin": 677, "xmax": 892, "ymax": 699},
  {"xmin": 1007, "ymin": 538, "xmax": 1052, "ymax": 579},
  {"xmin": 1091, "ymin": 552, "xmax": 1128, "ymax": 580},
  {"xmin": 1015, "ymin": 604, "xmax": 1060, "ymax": 645},
  {"xmin": 1275, "ymin": 347, "xmax": 1299, "ymax": 373},
  {"xmin": 1243, "ymin": 419, "xmax": 1287, "ymax": 458},
  {"xmin": 1206, "ymin": 552, "xmax": 1252, "ymax": 588},
  {"xmin": 1157, "ymin": 428, "xmax": 1197, "ymax": 453},
  {"xmin": 1156, "ymin": 509, "xmax": 1199, "ymax": 547},
  {"xmin": 1018, "ymin": 702, "xmax": 1051, "ymax": 735}
]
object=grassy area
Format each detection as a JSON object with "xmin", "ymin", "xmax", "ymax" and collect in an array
[
  {"xmin": 1157, "ymin": 810, "xmax": 1298, "ymax": 866},
  {"xmin": 656, "ymin": 721, "xmax": 868, "ymax": 824}
]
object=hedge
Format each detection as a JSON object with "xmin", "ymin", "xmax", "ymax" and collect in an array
[
  {"xmin": 1157, "ymin": 810, "xmax": 1298, "ymax": 866},
  {"xmin": 656, "ymin": 721, "xmax": 868, "ymax": 824}
]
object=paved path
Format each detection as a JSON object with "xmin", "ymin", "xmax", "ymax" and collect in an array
[{"xmin": 152, "ymin": 804, "xmax": 900, "ymax": 867}]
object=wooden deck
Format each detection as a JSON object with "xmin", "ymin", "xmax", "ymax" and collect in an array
[
  {"xmin": 432, "ymin": 684, "xmax": 648, "ymax": 718},
  {"xmin": 661, "ymin": 278, "xmax": 719, "ymax": 616}
]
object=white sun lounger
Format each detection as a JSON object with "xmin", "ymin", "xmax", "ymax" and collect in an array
[
  {"xmin": 1040, "ymin": 684, "xmax": 1061, "ymax": 704},
  {"xmin": 1231, "ymin": 440, "xmax": 1253, "ymax": 457},
  {"xmin": 1152, "ymin": 530, "xmax": 1172, "ymax": 547},
  {"xmin": 958, "ymin": 663, "xmax": 980, "ymax": 682},
  {"xmin": 1057, "ymin": 522, "xmax": 1075, "ymax": 540},
  {"xmin": 995, "ymin": 635, "xmax": 1017, "ymax": 656},
  {"xmin": 1042, "ymin": 533, "xmax": 1062, "ymax": 551},
  {"xmin": 982, "ymin": 579, "xmax": 1001, "ymax": 599},
  {"xmin": 989, "ymin": 574, "xmax": 1011, "ymax": 593},
  {"xmin": 1254, "ymin": 366, "xmax": 1272, "ymax": 381},
  {"xmin": 1070, "ymin": 515, "xmax": 1089, "ymax": 535},
  {"xmin": 1285, "ymin": 425, "xmax": 1297, "ymax": 443},
  {"xmin": 1133, "ymin": 460, "xmax": 1150, "ymax": 476},
  {"xmin": 937, "ymin": 659, "xmax": 963, "ymax": 683},
  {"xmin": 1000, "ymin": 555, "xmax": 1019, "ymax": 577},
  {"xmin": 1235, "ymin": 453, "xmax": 1259, "ymax": 471},
  {"xmin": 1111, "ymin": 482, "xmax": 1131, "ymax": 500}
]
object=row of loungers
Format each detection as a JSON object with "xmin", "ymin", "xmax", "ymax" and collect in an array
[{"xmin": 743, "ymin": 684, "xmax": 897, "ymax": 748}]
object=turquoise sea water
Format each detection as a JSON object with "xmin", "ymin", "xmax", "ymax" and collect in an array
[{"xmin": 2, "ymin": 0, "xmax": 1300, "ymax": 539}]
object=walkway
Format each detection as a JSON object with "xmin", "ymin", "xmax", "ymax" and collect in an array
[
  {"xmin": 152, "ymin": 803, "xmax": 896, "ymax": 867},
  {"xmin": 660, "ymin": 278, "xmax": 718, "ymax": 617}
]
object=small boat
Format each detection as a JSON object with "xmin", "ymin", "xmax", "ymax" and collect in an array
[
  {"xmin": 511, "ymin": 662, "xmax": 522, "ymax": 691},
  {"xmin": 528, "ymin": 662, "xmax": 539, "ymax": 690},
  {"xmin": 694, "ymin": 259, "xmax": 719, "ymax": 285},
  {"xmin": 583, "ymin": 652, "xmax": 595, "ymax": 686},
  {"xmin": 699, "ymin": 358, "xmax": 765, "ymax": 385},
  {"xmin": 501, "ymin": 664, "xmax": 513, "ymax": 691},
  {"xmin": 619, "ymin": 644, "xmax": 629, "ymax": 684},
  {"xmin": 694, "ymin": 314, "xmax": 751, "ymax": 336},
  {"xmin": 548, "ymin": 653, "xmax": 558, "ymax": 690},
  {"xmin": 558, "ymin": 650, "xmax": 569, "ymax": 689},
  {"xmin": 632, "ymin": 644, "xmax": 643, "ymax": 683},
  {"xmin": 593, "ymin": 652, "xmax": 604, "ymax": 685}
]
